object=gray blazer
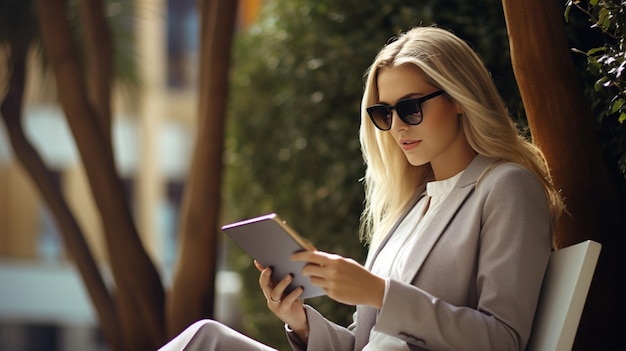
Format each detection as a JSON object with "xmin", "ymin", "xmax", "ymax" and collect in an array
[{"xmin": 287, "ymin": 155, "xmax": 552, "ymax": 351}]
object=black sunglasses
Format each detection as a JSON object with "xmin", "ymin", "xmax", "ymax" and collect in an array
[{"xmin": 366, "ymin": 90, "xmax": 444, "ymax": 131}]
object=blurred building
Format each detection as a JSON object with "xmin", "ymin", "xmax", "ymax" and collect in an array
[{"xmin": 0, "ymin": 0, "xmax": 259, "ymax": 349}]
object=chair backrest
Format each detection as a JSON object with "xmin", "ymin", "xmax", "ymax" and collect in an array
[{"xmin": 526, "ymin": 240, "xmax": 601, "ymax": 351}]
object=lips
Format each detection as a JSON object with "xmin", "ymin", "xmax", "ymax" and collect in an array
[{"xmin": 399, "ymin": 138, "xmax": 420, "ymax": 150}]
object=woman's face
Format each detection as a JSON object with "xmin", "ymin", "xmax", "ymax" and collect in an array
[{"xmin": 375, "ymin": 64, "xmax": 474, "ymax": 179}]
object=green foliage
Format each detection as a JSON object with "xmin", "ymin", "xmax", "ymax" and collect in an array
[
  {"xmin": 566, "ymin": 0, "xmax": 626, "ymax": 175},
  {"xmin": 224, "ymin": 0, "xmax": 519, "ymax": 348}
]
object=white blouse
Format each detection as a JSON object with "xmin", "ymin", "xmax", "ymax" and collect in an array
[{"xmin": 363, "ymin": 170, "xmax": 464, "ymax": 350}]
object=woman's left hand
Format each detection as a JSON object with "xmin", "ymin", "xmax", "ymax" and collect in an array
[{"xmin": 290, "ymin": 251, "xmax": 385, "ymax": 308}]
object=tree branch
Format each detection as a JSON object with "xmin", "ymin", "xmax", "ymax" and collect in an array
[
  {"xmin": 78, "ymin": 0, "xmax": 114, "ymax": 152},
  {"xmin": 0, "ymin": 41, "xmax": 122, "ymax": 351},
  {"xmin": 35, "ymin": 0, "xmax": 165, "ymax": 348},
  {"xmin": 167, "ymin": 0, "xmax": 238, "ymax": 336}
]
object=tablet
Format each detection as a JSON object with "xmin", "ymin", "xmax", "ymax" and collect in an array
[{"xmin": 221, "ymin": 213, "xmax": 326, "ymax": 299}]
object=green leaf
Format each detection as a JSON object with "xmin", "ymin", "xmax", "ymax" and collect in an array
[
  {"xmin": 611, "ymin": 98, "xmax": 624, "ymax": 114},
  {"xmin": 595, "ymin": 76, "xmax": 610, "ymax": 91},
  {"xmin": 588, "ymin": 56, "xmax": 602, "ymax": 75},
  {"xmin": 619, "ymin": 112, "xmax": 626, "ymax": 123},
  {"xmin": 598, "ymin": 7, "xmax": 612, "ymax": 31},
  {"xmin": 587, "ymin": 46, "xmax": 606, "ymax": 56}
]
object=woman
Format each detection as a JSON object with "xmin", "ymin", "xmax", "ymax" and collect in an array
[{"xmin": 160, "ymin": 26, "xmax": 563, "ymax": 351}]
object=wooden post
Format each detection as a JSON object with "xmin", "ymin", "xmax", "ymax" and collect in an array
[
  {"xmin": 167, "ymin": 0, "xmax": 239, "ymax": 337},
  {"xmin": 502, "ymin": 0, "xmax": 626, "ymax": 348}
]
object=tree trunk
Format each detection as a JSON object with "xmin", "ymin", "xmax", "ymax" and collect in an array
[
  {"xmin": 0, "ymin": 40, "xmax": 123, "ymax": 351},
  {"xmin": 35, "ymin": 0, "xmax": 165, "ymax": 349},
  {"xmin": 502, "ymin": 0, "xmax": 626, "ymax": 349},
  {"xmin": 167, "ymin": 0, "xmax": 239, "ymax": 337},
  {"xmin": 78, "ymin": 0, "xmax": 114, "ymax": 153}
]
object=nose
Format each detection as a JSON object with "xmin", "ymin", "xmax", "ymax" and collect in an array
[{"xmin": 391, "ymin": 109, "xmax": 409, "ymax": 131}]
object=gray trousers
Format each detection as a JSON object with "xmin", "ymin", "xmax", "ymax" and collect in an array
[{"xmin": 158, "ymin": 320, "xmax": 278, "ymax": 351}]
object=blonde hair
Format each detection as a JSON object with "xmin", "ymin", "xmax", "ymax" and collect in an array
[{"xmin": 359, "ymin": 27, "xmax": 564, "ymax": 246}]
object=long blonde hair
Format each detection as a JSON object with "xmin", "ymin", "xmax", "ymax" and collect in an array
[{"xmin": 359, "ymin": 27, "xmax": 564, "ymax": 246}]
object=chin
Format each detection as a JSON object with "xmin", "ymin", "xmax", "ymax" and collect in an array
[{"xmin": 406, "ymin": 157, "xmax": 429, "ymax": 167}]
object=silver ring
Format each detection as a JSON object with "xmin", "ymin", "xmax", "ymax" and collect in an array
[{"xmin": 270, "ymin": 296, "xmax": 281, "ymax": 303}]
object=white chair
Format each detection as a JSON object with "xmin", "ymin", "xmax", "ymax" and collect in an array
[{"xmin": 526, "ymin": 240, "xmax": 601, "ymax": 351}]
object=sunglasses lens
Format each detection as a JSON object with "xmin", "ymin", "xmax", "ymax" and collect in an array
[
  {"xmin": 397, "ymin": 99, "xmax": 423, "ymax": 125},
  {"xmin": 367, "ymin": 106, "xmax": 392, "ymax": 130},
  {"xmin": 366, "ymin": 98, "xmax": 425, "ymax": 130}
]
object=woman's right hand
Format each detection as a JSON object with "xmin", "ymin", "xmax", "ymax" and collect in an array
[{"xmin": 256, "ymin": 261, "xmax": 309, "ymax": 339}]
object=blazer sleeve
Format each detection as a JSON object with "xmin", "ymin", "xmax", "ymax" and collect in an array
[
  {"xmin": 373, "ymin": 165, "xmax": 552, "ymax": 350},
  {"xmin": 286, "ymin": 305, "xmax": 356, "ymax": 351}
]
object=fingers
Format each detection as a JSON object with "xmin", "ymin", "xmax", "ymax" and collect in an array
[
  {"xmin": 253, "ymin": 260, "xmax": 264, "ymax": 272},
  {"xmin": 290, "ymin": 250, "xmax": 344, "ymax": 269},
  {"xmin": 259, "ymin": 266, "xmax": 273, "ymax": 290},
  {"xmin": 258, "ymin": 267, "xmax": 296, "ymax": 304},
  {"xmin": 266, "ymin": 273, "xmax": 293, "ymax": 303},
  {"xmin": 301, "ymin": 261, "xmax": 329, "ymax": 279},
  {"xmin": 272, "ymin": 273, "xmax": 293, "ymax": 299},
  {"xmin": 282, "ymin": 286, "xmax": 304, "ymax": 305},
  {"xmin": 290, "ymin": 250, "xmax": 327, "ymax": 265},
  {"xmin": 291, "ymin": 251, "xmax": 340, "ymax": 280},
  {"xmin": 268, "ymin": 287, "xmax": 307, "ymax": 330},
  {"xmin": 268, "ymin": 286, "xmax": 304, "ymax": 317}
]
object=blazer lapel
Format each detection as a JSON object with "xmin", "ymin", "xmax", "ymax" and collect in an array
[
  {"xmin": 398, "ymin": 180, "xmax": 475, "ymax": 283},
  {"xmin": 398, "ymin": 155, "xmax": 494, "ymax": 283},
  {"xmin": 365, "ymin": 155, "xmax": 495, "ymax": 273}
]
